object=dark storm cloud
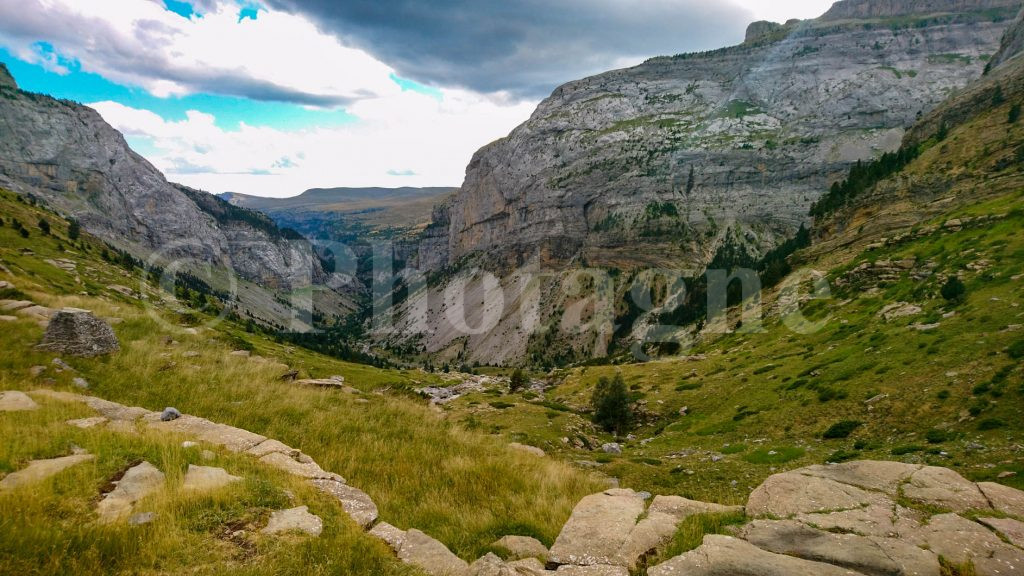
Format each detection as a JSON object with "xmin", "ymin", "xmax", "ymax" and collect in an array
[{"xmin": 263, "ymin": 0, "xmax": 752, "ymax": 98}]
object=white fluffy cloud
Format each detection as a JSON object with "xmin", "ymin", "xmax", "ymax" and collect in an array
[{"xmin": 91, "ymin": 86, "xmax": 536, "ymax": 195}]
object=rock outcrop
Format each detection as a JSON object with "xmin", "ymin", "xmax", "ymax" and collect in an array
[
  {"xmin": 36, "ymin": 308, "xmax": 119, "ymax": 357},
  {"xmin": 392, "ymin": 0, "xmax": 1016, "ymax": 365},
  {"xmin": 990, "ymin": 6, "xmax": 1024, "ymax": 69},
  {"xmin": 0, "ymin": 453, "xmax": 94, "ymax": 491}
]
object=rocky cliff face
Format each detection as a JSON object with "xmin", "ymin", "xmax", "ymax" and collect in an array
[
  {"xmin": 822, "ymin": 0, "xmax": 1019, "ymax": 20},
  {"xmin": 0, "ymin": 69, "xmax": 321, "ymax": 293},
  {"xmin": 423, "ymin": 1, "xmax": 1015, "ymax": 276},
  {"xmin": 989, "ymin": 5, "xmax": 1024, "ymax": 68}
]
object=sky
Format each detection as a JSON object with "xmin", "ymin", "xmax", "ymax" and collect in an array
[{"xmin": 0, "ymin": 0, "xmax": 835, "ymax": 197}]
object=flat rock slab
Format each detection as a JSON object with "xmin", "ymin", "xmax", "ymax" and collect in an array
[
  {"xmin": 259, "ymin": 451, "xmax": 339, "ymax": 480},
  {"xmin": 182, "ymin": 465, "xmax": 242, "ymax": 492},
  {"xmin": 469, "ymin": 553, "xmax": 518, "ymax": 576},
  {"xmin": 613, "ymin": 496, "xmax": 743, "ymax": 569},
  {"xmin": 398, "ymin": 529, "xmax": 469, "ymax": 576},
  {"xmin": 978, "ymin": 517, "xmax": 1024, "ymax": 548},
  {"xmin": 648, "ymin": 535, "xmax": 868, "ymax": 576},
  {"xmin": 262, "ymin": 506, "xmax": 323, "ymax": 537},
  {"xmin": 97, "ymin": 461, "xmax": 165, "ymax": 523},
  {"xmin": 797, "ymin": 461, "xmax": 921, "ymax": 494},
  {"xmin": 66, "ymin": 416, "xmax": 108, "ymax": 429},
  {"xmin": 492, "ymin": 535, "xmax": 549, "ymax": 560},
  {"xmin": 508, "ymin": 443, "xmax": 546, "ymax": 457},
  {"xmin": 739, "ymin": 519, "xmax": 940, "ymax": 576},
  {"xmin": 902, "ymin": 466, "xmax": 991, "ymax": 513},
  {"xmin": 906, "ymin": 513, "xmax": 1024, "ymax": 576},
  {"xmin": 548, "ymin": 489, "xmax": 646, "ymax": 566},
  {"xmin": 370, "ymin": 521, "xmax": 408, "ymax": 552},
  {"xmin": 795, "ymin": 504, "xmax": 923, "ymax": 539},
  {"xmin": 979, "ymin": 482, "xmax": 1024, "ymax": 517},
  {"xmin": 145, "ymin": 414, "xmax": 266, "ymax": 453},
  {"xmin": 0, "ymin": 454, "xmax": 94, "ymax": 491},
  {"xmin": 0, "ymin": 390, "xmax": 38, "ymax": 411},
  {"xmin": 311, "ymin": 478, "xmax": 378, "ymax": 528},
  {"xmin": 746, "ymin": 472, "xmax": 889, "ymax": 517},
  {"xmin": 555, "ymin": 566, "xmax": 628, "ymax": 575}
]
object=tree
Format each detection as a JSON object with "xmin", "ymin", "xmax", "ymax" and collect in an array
[
  {"xmin": 941, "ymin": 276, "xmax": 967, "ymax": 304},
  {"xmin": 592, "ymin": 373, "xmax": 633, "ymax": 435},
  {"xmin": 1010, "ymin": 103, "xmax": 1021, "ymax": 124},
  {"xmin": 509, "ymin": 369, "xmax": 529, "ymax": 393},
  {"xmin": 68, "ymin": 218, "xmax": 80, "ymax": 240},
  {"xmin": 37, "ymin": 218, "xmax": 50, "ymax": 235},
  {"xmin": 993, "ymin": 85, "xmax": 1006, "ymax": 106}
]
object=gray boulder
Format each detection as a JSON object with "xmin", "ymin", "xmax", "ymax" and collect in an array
[
  {"xmin": 37, "ymin": 308, "xmax": 119, "ymax": 357},
  {"xmin": 160, "ymin": 407, "xmax": 181, "ymax": 422}
]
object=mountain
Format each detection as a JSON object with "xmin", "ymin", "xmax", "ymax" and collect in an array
[
  {"xmin": 387, "ymin": 0, "xmax": 1019, "ymax": 366},
  {"xmin": 0, "ymin": 63, "xmax": 354, "ymax": 326},
  {"xmin": 222, "ymin": 186, "xmax": 455, "ymax": 241}
]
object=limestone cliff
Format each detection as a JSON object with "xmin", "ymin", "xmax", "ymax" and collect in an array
[
  {"xmin": 0, "ymin": 68, "xmax": 322, "ymax": 293},
  {"xmin": 423, "ymin": 0, "xmax": 1015, "ymax": 276}
]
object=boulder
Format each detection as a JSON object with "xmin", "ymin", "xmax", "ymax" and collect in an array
[
  {"xmin": 739, "ymin": 519, "xmax": 940, "ymax": 576},
  {"xmin": 601, "ymin": 443, "xmax": 622, "ymax": 455},
  {"xmin": 160, "ymin": 407, "xmax": 181, "ymax": 422},
  {"xmin": 97, "ymin": 461, "xmax": 165, "ymax": 523},
  {"xmin": 36, "ymin": 308, "xmax": 119, "ymax": 357},
  {"xmin": 469, "ymin": 553, "xmax": 518, "ymax": 576},
  {"xmin": 978, "ymin": 517, "xmax": 1024, "ymax": 548},
  {"xmin": 129, "ymin": 512, "xmax": 157, "ymax": 526},
  {"xmin": 548, "ymin": 489, "xmax": 645, "ymax": 566},
  {"xmin": 181, "ymin": 465, "xmax": 242, "ymax": 492},
  {"xmin": 492, "ymin": 535, "xmax": 549, "ymax": 560},
  {"xmin": 648, "ymin": 535, "xmax": 868, "ymax": 576},
  {"xmin": 797, "ymin": 461, "xmax": 920, "ymax": 494},
  {"xmin": 370, "ymin": 521, "xmax": 408, "ymax": 552},
  {"xmin": 262, "ymin": 506, "xmax": 323, "ymax": 537},
  {"xmin": 398, "ymin": 529, "xmax": 470, "ymax": 576},
  {"xmin": 795, "ymin": 504, "xmax": 923, "ymax": 539},
  {"xmin": 554, "ymin": 566, "xmax": 628, "ymax": 575},
  {"xmin": 311, "ymin": 478, "xmax": 379, "ymax": 528},
  {"xmin": 0, "ymin": 454, "xmax": 94, "ymax": 491},
  {"xmin": 0, "ymin": 390, "xmax": 38, "ymax": 412}
]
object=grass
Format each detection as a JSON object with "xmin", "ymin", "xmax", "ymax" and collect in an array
[
  {"xmin": 647, "ymin": 511, "xmax": 747, "ymax": 567},
  {"xmin": 0, "ymin": 190, "xmax": 607, "ymax": 571}
]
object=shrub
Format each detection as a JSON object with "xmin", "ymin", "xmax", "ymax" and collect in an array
[
  {"xmin": 489, "ymin": 401, "xmax": 515, "ymax": 410},
  {"xmin": 37, "ymin": 218, "xmax": 50, "ymax": 235},
  {"xmin": 926, "ymin": 429, "xmax": 949, "ymax": 444},
  {"xmin": 1010, "ymin": 103, "xmax": 1022, "ymax": 124},
  {"xmin": 978, "ymin": 418, "xmax": 1006, "ymax": 431},
  {"xmin": 827, "ymin": 450, "xmax": 861, "ymax": 463},
  {"xmin": 592, "ymin": 373, "xmax": 634, "ymax": 435},
  {"xmin": 941, "ymin": 276, "xmax": 967, "ymax": 304},
  {"xmin": 823, "ymin": 420, "xmax": 863, "ymax": 439},
  {"xmin": 509, "ymin": 369, "xmax": 528, "ymax": 393},
  {"xmin": 1008, "ymin": 339, "xmax": 1024, "ymax": 360},
  {"xmin": 891, "ymin": 445, "xmax": 925, "ymax": 455},
  {"xmin": 937, "ymin": 390, "xmax": 951, "ymax": 400},
  {"xmin": 68, "ymin": 218, "xmax": 80, "ymax": 240}
]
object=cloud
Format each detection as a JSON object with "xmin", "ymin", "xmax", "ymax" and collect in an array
[
  {"xmin": 0, "ymin": 0, "xmax": 399, "ymax": 105},
  {"xmin": 262, "ymin": 0, "xmax": 760, "ymax": 98},
  {"xmin": 89, "ymin": 85, "xmax": 536, "ymax": 196}
]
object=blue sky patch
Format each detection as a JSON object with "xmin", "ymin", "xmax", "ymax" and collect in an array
[
  {"xmin": 239, "ymin": 2, "xmax": 261, "ymax": 22},
  {"xmin": 163, "ymin": 0, "xmax": 198, "ymax": 19},
  {"xmin": 0, "ymin": 48, "xmax": 358, "ymax": 132},
  {"xmin": 390, "ymin": 74, "xmax": 443, "ymax": 101}
]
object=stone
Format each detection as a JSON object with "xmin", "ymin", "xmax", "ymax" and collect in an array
[
  {"xmin": 129, "ymin": 512, "xmax": 157, "ymax": 526},
  {"xmin": 0, "ymin": 454, "xmax": 94, "ymax": 491},
  {"xmin": 795, "ymin": 504, "xmax": 923, "ymax": 539},
  {"xmin": 614, "ymin": 496, "xmax": 744, "ymax": 569},
  {"xmin": 978, "ymin": 482, "xmax": 1024, "ymax": 517},
  {"xmin": 29, "ymin": 365, "xmax": 46, "ymax": 377},
  {"xmin": 0, "ymin": 300, "xmax": 32, "ymax": 312},
  {"xmin": 509, "ymin": 443, "xmax": 546, "ymax": 458},
  {"xmin": 902, "ymin": 466, "xmax": 991, "ymax": 512},
  {"xmin": 262, "ymin": 506, "xmax": 323, "ymax": 537},
  {"xmin": 97, "ymin": 461, "xmax": 166, "ymax": 523},
  {"xmin": 796, "ymin": 460, "xmax": 920, "ymax": 494},
  {"xmin": 548, "ymin": 489, "xmax": 645, "ymax": 566},
  {"xmin": 648, "ymin": 535, "xmax": 868, "ymax": 576},
  {"xmin": 507, "ymin": 558, "xmax": 548, "ymax": 575},
  {"xmin": 554, "ymin": 566, "xmax": 628, "ymax": 575},
  {"xmin": 311, "ymin": 478, "xmax": 378, "ymax": 528},
  {"xmin": 469, "ymin": 553, "xmax": 518, "ymax": 576},
  {"xmin": 36, "ymin": 308, "xmax": 119, "ymax": 357},
  {"xmin": 160, "ymin": 407, "xmax": 181, "ymax": 422},
  {"xmin": 601, "ymin": 443, "xmax": 621, "ymax": 455},
  {"xmin": 370, "ymin": 521, "xmax": 408, "ymax": 552},
  {"xmin": 978, "ymin": 517, "xmax": 1024, "ymax": 548},
  {"xmin": 739, "ymin": 519, "xmax": 940, "ymax": 576},
  {"xmin": 52, "ymin": 358, "xmax": 74, "ymax": 372},
  {"xmin": 492, "ymin": 535, "xmax": 549, "ymax": 560},
  {"xmin": 230, "ymin": 350, "xmax": 251, "ymax": 357},
  {"xmin": 181, "ymin": 465, "xmax": 242, "ymax": 492},
  {"xmin": 85, "ymin": 398, "xmax": 149, "ymax": 422},
  {"xmin": 0, "ymin": 390, "xmax": 38, "ymax": 412},
  {"xmin": 146, "ymin": 414, "xmax": 266, "ymax": 453},
  {"xmin": 246, "ymin": 439, "xmax": 299, "ymax": 459},
  {"xmin": 907, "ymin": 513, "xmax": 1024, "ymax": 576},
  {"xmin": 746, "ymin": 471, "xmax": 889, "ymax": 517},
  {"xmin": 66, "ymin": 416, "xmax": 108, "ymax": 429},
  {"xmin": 72, "ymin": 377, "xmax": 89, "ymax": 390},
  {"xmin": 398, "ymin": 529, "xmax": 470, "ymax": 576},
  {"xmin": 259, "ymin": 451, "xmax": 339, "ymax": 480},
  {"xmin": 0, "ymin": 315, "xmax": 16, "ymax": 322}
]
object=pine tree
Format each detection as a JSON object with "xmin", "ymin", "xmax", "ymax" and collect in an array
[{"xmin": 592, "ymin": 373, "xmax": 633, "ymax": 435}]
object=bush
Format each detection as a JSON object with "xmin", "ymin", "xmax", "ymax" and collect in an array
[
  {"xmin": 891, "ymin": 445, "xmax": 925, "ymax": 456},
  {"xmin": 509, "ymin": 369, "xmax": 528, "ymax": 393},
  {"xmin": 926, "ymin": 429, "xmax": 949, "ymax": 444},
  {"xmin": 941, "ymin": 276, "xmax": 967, "ymax": 303},
  {"xmin": 592, "ymin": 373, "xmax": 634, "ymax": 435},
  {"xmin": 823, "ymin": 420, "xmax": 863, "ymax": 439},
  {"xmin": 1008, "ymin": 339, "xmax": 1024, "ymax": 360},
  {"xmin": 827, "ymin": 450, "xmax": 861, "ymax": 463},
  {"xmin": 68, "ymin": 218, "xmax": 80, "ymax": 240},
  {"xmin": 937, "ymin": 390, "xmax": 951, "ymax": 400},
  {"xmin": 978, "ymin": 418, "xmax": 1006, "ymax": 431},
  {"xmin": 1010, "ymin": 103, "xmax": 1022, "ymax": 124},
  {"xmin": 37, "ymin": 218, "xmax": 50, "ymax": 235}
]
